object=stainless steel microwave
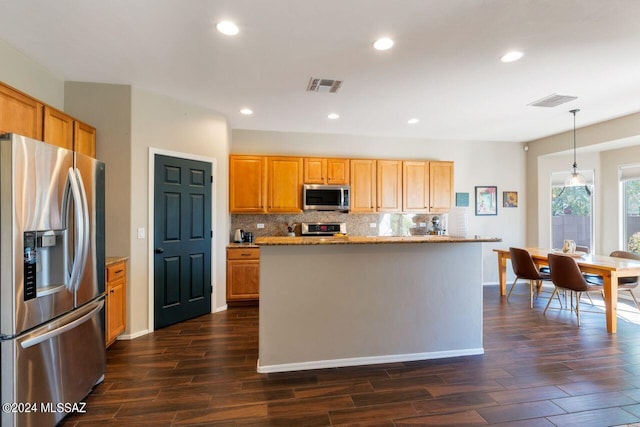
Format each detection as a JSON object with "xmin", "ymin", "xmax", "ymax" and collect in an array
[{"xmin": 302, "ymin": 184, "xmax": 350, "ymax": 211}]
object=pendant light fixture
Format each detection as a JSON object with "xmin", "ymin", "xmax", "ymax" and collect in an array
[{"xmin": 564, "ymin": 109, "xmax": 587, "ymax": 186}]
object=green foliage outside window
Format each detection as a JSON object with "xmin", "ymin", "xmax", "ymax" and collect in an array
[{"xmin": 551, "ymin": 185, "xmax": 592, "ymax": 216}]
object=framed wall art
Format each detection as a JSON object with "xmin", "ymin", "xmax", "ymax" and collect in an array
[
  {"xmin": 503, "ymin": 191, "xmax": 518, "ymax": 208},
  {"xmin": 455, "ymin": 192, "xmax": 469, "ymax": 207},
  {"xmin": 475, "ymin": 186, "xmax": 497, "ymax": 216}
]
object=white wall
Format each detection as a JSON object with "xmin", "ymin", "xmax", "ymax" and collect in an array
[
  {"xmin": 131, "ymin": 88, "xmax": 230, "ymax": 336},
  {"xmin": 232, "ymin": 129, "xmax": 526, "ymax": 283},
  {"xmin": 0, "ymin": 39, "xmax": 64, "ymax": 108}
]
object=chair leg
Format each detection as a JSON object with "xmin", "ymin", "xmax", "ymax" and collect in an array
[
  {"xmin": 585, "ymin": 292, "xmax": 594, "ymax": 305},
  {"xmin": 544, "ymin": 287, "xmax": 558, "ymax": 315},
  {"xmin": 576, "ymin": 291, "xmax": 581, "ymax": 326},
  {"xmin": 507, "ymin": 276, "xmax": 519, "ymax": 302},
  {"xmin": 627, "ymin": 289, "xmax": 640, "ymax": 311}
]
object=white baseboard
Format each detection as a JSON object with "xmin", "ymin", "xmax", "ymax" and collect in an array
[
  {"xmin": 483, "ymin": 281, "xmax": 500, "ymax": 286},
  {"xmin": 118, "ymin": 329, "xmax": 150, "ymax": 340},
  {"xmin": 214, "ymin": 304, "xmax": 228, "ymax": 313},
  {"xmin": 256, "ymin": 348, "xmax": 485, "ymax": 373}
]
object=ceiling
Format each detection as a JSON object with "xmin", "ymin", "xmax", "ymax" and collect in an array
[{"xmin": 1, "ymin": 0, "xmax": 640, "ymax": 143}]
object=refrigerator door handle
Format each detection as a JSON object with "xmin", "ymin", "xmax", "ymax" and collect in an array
[
  {"xmin": 36, "ymin": 283, "xmax": 67, "ymax": 298},
  {"xmin": 67, "ymin": 167, "xmax": 85, "ymax": 291},
  {"xmin": 20, "ymin": 299, "xmax": 104, "ymax": 349},
  {"xmin": 74, "ymin": 167, "xmax": 90, "ymax": 292}
]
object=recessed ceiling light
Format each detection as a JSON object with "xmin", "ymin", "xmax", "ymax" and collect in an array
[
  {"xmin": 240, "ymin": 108, "xmax": 253, "ymax": 115},
  {"xmin": 407, "ymin": 118, "xmax": 420, "ymax": 124},
  {"xmin": 501, "ymin": 51, "xmax": 523, "ymax": 63},
  {"xmin": 327, "ymin": 113, "xmax": 340, "ymax": 120},
  {"xmin": 373, "ymin": 37, "xmax": 394, "ymax": 51},
  {"xmin": 216, "ymin": 20, "xmax": 239, "ymax": 36}
]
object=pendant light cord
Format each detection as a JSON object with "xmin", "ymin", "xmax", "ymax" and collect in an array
[{"xmin": 570, "ymin": 109, "xmax": 580, "ymax": 170}]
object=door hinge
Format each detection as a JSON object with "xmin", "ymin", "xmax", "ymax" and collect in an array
[
  {"xmin": 210, "ymin": 230, "xmax": 213, "ymax": 238},
  {"xmin": 210, "ymin": 176, "xmax": 213, "ymax": 183}
]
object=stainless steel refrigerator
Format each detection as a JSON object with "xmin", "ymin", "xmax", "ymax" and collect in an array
[{"xmin": 0, "ymin": 133, "xmax": 106, "ymax": 427}]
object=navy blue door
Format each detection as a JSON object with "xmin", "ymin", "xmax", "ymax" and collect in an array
[{"xmin": 154, "ymin": 155, "xmax": 212, "ymax": 329}]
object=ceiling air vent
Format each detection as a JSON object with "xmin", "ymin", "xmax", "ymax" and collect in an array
[
  {"xmin": 528, "ymin": 93, "xmax": 578, "ymax": 108},
  {"xmin": 307, "ymin": 77, "xmax": 342, "ymax": 93}
]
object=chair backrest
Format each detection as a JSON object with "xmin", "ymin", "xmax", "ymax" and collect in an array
[
  {"xmin": 610, "ymin": 250, "xmax": 640, "ymax": 261},
  {"xmin": 548, "ymin": 253, "xmax": 588, "ymax": 292},
  {"xmin": 509, "ymin": 247, "xmax": 542, "ymax": 280}
]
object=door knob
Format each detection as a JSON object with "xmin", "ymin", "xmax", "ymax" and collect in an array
[{"xmin": 155, "ymin": 248, "xmax": 164, "ymax": 254}]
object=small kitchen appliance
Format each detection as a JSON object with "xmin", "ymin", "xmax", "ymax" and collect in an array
[
  {"xmin": 428, "ymin": 215, "xmax": 445, "ymax": 235},
  {"xmin": 233, "ymin": 228, "xmax": 244, "ymax": 243}
]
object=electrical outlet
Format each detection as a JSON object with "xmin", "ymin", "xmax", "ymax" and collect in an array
[
  {"xmin": 257, "ymin": 223, "xmax": 265, "ymax": 229},
  {"xmin": 137, "ymin": 227, "xmax": 145, "ymax": 239},
  {"xmin": 369, "ymin": 223, "xmax": 377, "ymax": 228},
  {"xmin": 419, "ymin": 222, "xmax": 427, "ymax": 227}
]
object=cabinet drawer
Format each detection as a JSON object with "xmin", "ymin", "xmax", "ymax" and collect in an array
[
  {"xmin": 107, "ymin": 261, "xmax": 126, "ymax": 281},
  {"xmin": 227, "ymin": 248, "xmax": 260, "ymax": 260}
]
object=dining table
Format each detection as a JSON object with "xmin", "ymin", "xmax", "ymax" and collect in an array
[{"xmin": 494, "ymin": 247, "xmax": 640, "ymax": 333}]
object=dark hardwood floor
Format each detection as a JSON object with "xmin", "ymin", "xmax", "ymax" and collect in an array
[{"xmin": 60, "ymin": 285, "xmax": 640, "ymax": 426}]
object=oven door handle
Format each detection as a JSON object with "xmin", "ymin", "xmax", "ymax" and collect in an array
[{"xmin": 20, "ymin": 299, "xmax": 104, "ymax": 349}]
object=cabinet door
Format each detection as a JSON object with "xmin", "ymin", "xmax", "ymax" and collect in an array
[
  {"xmin": 377, "ymin": 160, "xmax": 402, "ymax": 212},
  {"xmin": 267, "ymin": 156, "xmax": 303, "ymax": 213},
  {"xmin": 43, "ymin": 106, "xmax": 74, "ymax": 150},
  {"xmin": 226, "ymin": 260, "xmax": 260, "ymax": 300},
  {"xmin": 0, "ymin": 83, "xmax": 43, "ymax": 140},
  {"xmin": 350, "ymin": 159, "xmax": 376, "ymax": 213},
  {"xmin": 303, "ymin": 158, "xmax": 326, "ymax": 184},
  {"xmin": 229, "ymin": 155, "xmax": 267, "ymax": 213},
  {"xmin": 74, "ymin": 121, "xmax": 96, "ymax": 158},
  {"xmin": 429, "ymin": 161, "xmax": 454, "ymax": 212},
  {"xmin": 403, "ymin": 161, "xmax": 429, "ymax": 212},
  {"xmin": 327, "ymin": 158, "xmax": 350, "ymax": 185},
  {"xmin": 106, "ymin": 278, "xmax": 126, "ymax": 345}
]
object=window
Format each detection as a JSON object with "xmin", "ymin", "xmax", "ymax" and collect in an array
[
  {"xmin": 620, "ymin": 165, "xmax": 640, "ymax": 253},
  {"xmin": 550, "ymin": 171, "xmax": 594, "ymax": 251}
]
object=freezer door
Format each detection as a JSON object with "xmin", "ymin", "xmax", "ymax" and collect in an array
[
  {"xmin": 74, "ymin": 152, "xmax": 105, "ymax": 307},
  {"xmin": 0, "ymin": 298, "xmax": 106, "ymax": 427},
  {"xmin": 1, "ymin": 134, "xmax": 75, "ymax": 337}
]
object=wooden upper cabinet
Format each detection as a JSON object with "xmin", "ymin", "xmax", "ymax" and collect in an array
[
  {"xmin": 43, "ymin": 106, "xmax": 74, "ymax": 150},
  {"xmin": 0, "ymin": 82, "xmax": 43, "ymax": 140},
  {"xmin": 350, "ymin": 159, "xmax": 377, "ymax": 213},
  {"xmin": 429, "ymin": 161, "xmax": 454, "ymax": 212},
  {"xmin": 74, "ymin": 121, "xmax": 96, "ymax": 158},
  {"xmin": 303, "ymin": 158, "xmax": 325, "ymax": 184},
  {"xmin": 303, "ymin": 157, "xmax": 349, "ymax": 185},
  {"xmin": 403, "ymin": 161, "xmax": 429, "ymax": 212},
  {"xmin": 229, "ymin": 155, "xmax": 267, "ymax": 213},
  {"xmin": 267, "ymin": 156, "xmax": 303, "ymax": 213},
  {"xmin": 377, "ymin": 160, "xmax": 402, "ymax": 212}
]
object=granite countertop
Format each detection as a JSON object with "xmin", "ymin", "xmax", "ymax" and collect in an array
[
  {"xmin": 227, "ymin": 243, "xmax": 260, "ymax": 249},
  {"xmin": 255, "ymin": 235, "xmax": 502, "ymax": 245},
  {"xmin": 105, "ymin": 256, "xmax": 128, "ymax": 266}
]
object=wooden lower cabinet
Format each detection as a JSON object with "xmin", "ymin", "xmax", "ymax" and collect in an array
[
  {"xmin": 226, "ymin": 247, "xmax": 260, "ymax": 303},
  {"xmin": 106, "ymin": 260, "xmax": 127, "ymax": 346}
]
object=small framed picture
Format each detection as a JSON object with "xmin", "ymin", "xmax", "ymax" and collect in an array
[
  {"xmin": 503, "ymin": 191, "xmax": 518, "ymax": 208},
  {"xmin": 475, "ymin": 186, "xmax": 497, "ymax": 216},
  {"xmin": 455, "ymin": 192, "xmax": 469, "ymax": 207}
]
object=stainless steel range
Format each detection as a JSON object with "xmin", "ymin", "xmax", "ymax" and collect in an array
[{"xmin": 301, "ymin": 222, "xmax": 346, "ymax": 236}]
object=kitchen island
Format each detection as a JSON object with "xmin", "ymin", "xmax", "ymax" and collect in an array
[{"xmin": 255, "ymin": 235, "xmax": 500, "ymax": 373}]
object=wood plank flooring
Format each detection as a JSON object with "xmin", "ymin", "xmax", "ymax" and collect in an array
[{"xmin": 60, "ymin": 285, "xmax": 640, "ymax": 426}]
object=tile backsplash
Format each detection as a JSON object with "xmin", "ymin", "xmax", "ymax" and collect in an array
[{"xmin": 230, "ymin": 212, "xmax": 448, "ymax": 241}]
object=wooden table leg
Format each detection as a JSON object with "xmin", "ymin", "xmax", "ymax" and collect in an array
[
  {"xmin": 602, "ymin": 272, "xmax": 618, "ymax": 334},
  {"xmin": 498, "ymin": 253, "xmax": 507, "ymax": 296}
]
